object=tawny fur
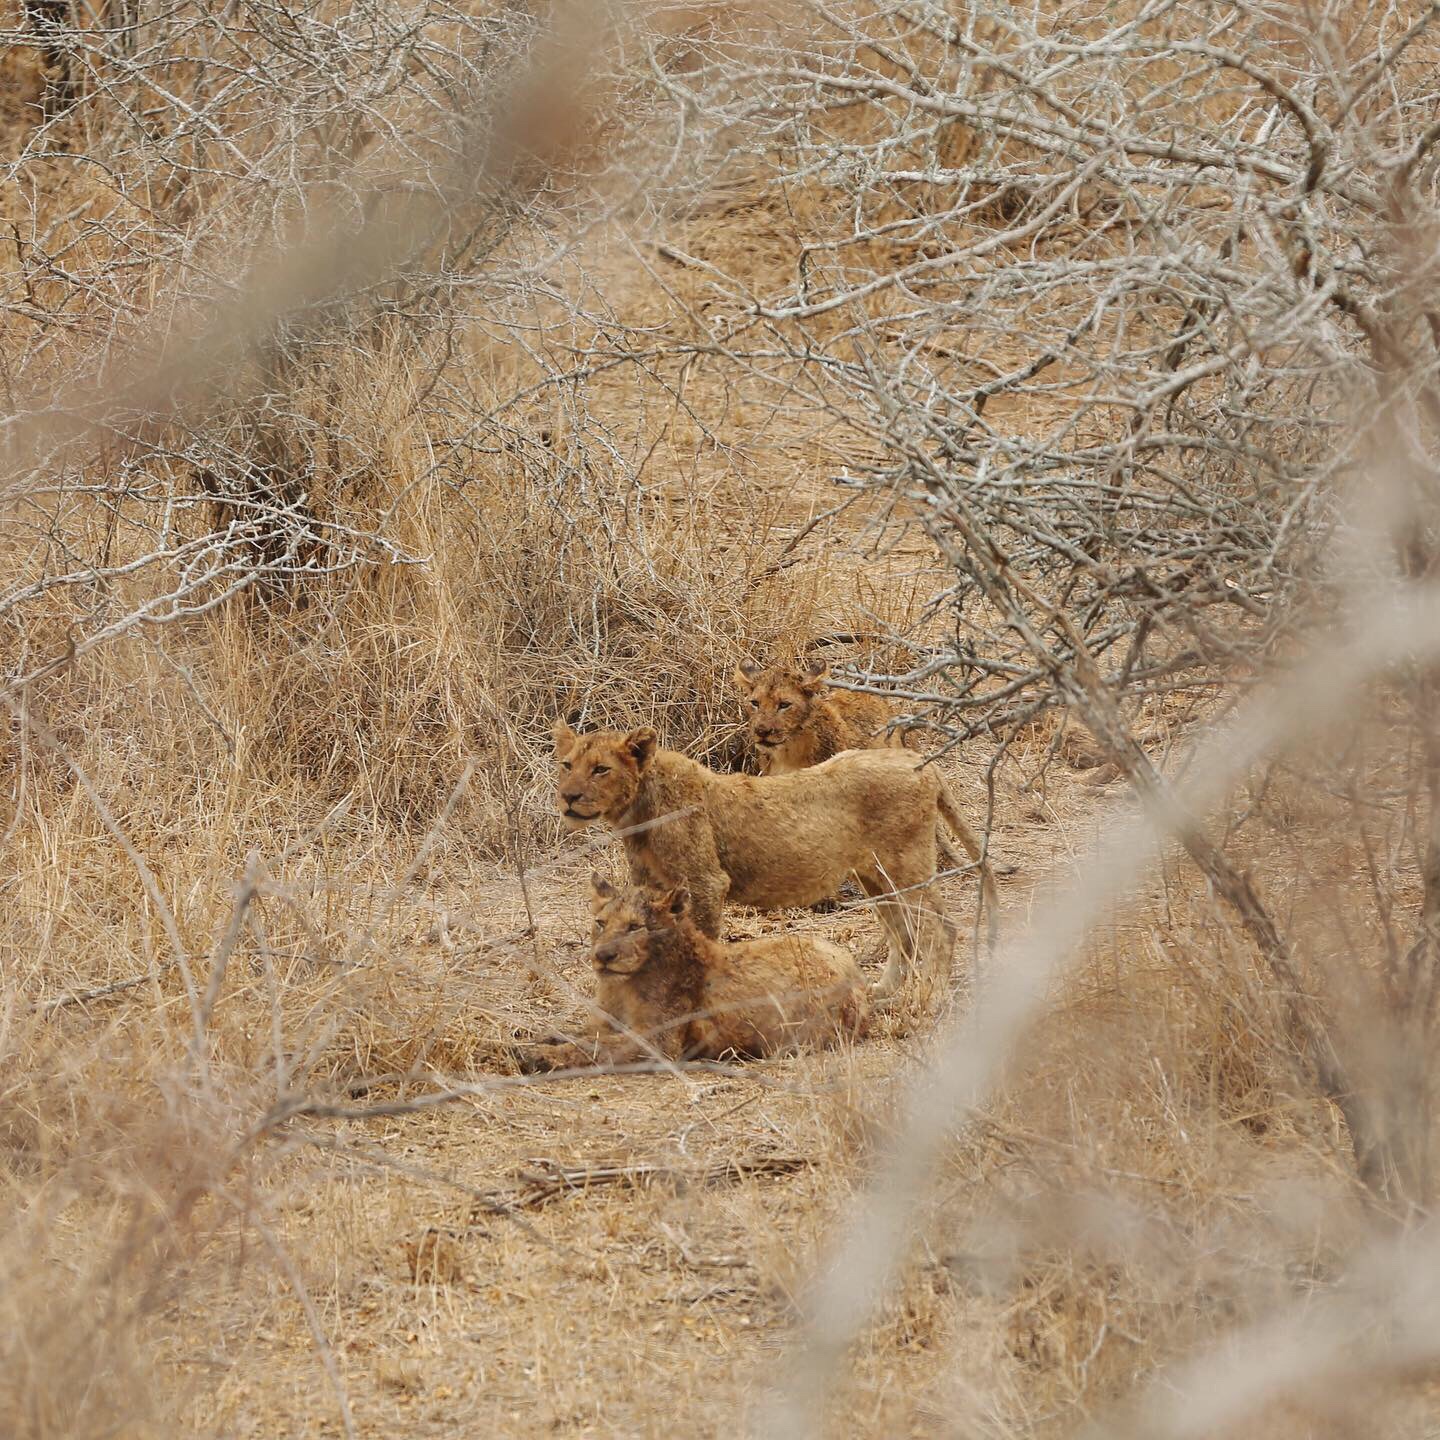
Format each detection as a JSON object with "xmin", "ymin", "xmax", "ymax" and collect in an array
[
  {"xmin": 736, "ymin": 657, "xmax": 1001, "ymax": 903},
  {"xmin": 735, "ymin": 657, "xmax": 903, "ymax": 776},
  {"xmin": 524, "ymin": 877, "xmax": 869, "ymax": 1069},
  {"xmin": 553, "ymin": 721, "xmax": 961, "ymax": 997}
]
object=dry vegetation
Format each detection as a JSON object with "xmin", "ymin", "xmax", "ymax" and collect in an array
[{"xmin": 5, "ymin": 0, "xmax": 1440, "ymax": 1435}]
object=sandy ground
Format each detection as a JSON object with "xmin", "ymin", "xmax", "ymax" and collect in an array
[{"xmin": 149, "ymin": 746, "xmax": 1117, "ymax": 1439}]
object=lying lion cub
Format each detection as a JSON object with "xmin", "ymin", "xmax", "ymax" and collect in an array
[
  {"xmin": 523, "ymin": 876, "xmax": 868, "ymax": 1069},
  {"xmin": 736, "ymin": 656, "xmax": 905, "ymax": 775},
  {"xmin": 554, "ymin": 720, "xmax": 965, "ymax": 997},
  {"xmin": 736, "ymin": 656, "xmax": 999, "ymax": 885}
]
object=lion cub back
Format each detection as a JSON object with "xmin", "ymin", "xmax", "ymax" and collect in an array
[
  {"xmin": 819, "ymin": 689, "xmax": 903, "ymax": 754},
  {"xmin": 703, "ymin": 931, "xmax": 869, "ymax": 1056}
]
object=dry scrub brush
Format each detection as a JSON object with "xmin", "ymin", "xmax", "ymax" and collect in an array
[
  {"xmin": 0, "ymin": 4, "xmax": 912, "ymax": 1435},
  {"xmin": 650, "ymin": 2, "xmax": 1440, "ymax": 1430},
  {"xmin": 12, "ymin": 0, "xmax": 1440, "ymax": 1437},
  {"xmin": 0, "ymin": 11, "xmax": 672, "ymax": 1440},
  {"xmin": 0, "ymin": 0, "xmax": 870, "ymax": 843},
  {"xmin": 646, "ymin": 0, "xmax": 1440, "ymax": 1192}
]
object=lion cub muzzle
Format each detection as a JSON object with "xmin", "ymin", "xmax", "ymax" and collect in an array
[
  {"xmin": 592, "ymin": 922, "xmax": 680, "ymax": 975},
  {"xmin": 592, "ymin": 934, "xmax": 644, "ymax": 974}
]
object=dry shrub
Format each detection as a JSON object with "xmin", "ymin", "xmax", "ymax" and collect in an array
[
  {"xmin": 0, "ymin": 1004, "xmax": 230, "ymax": 1439},
  {"xmin": 12, "ymin": 1, "xmax": 1440, "ymax": 1434},
  {"xmin": 290, "ymin": 938, "xmax": 536, "ymax": 1083},
  {"xmin": 0, "ymin": 1247, "xmax": 163, "ymax": 1440},
  {"xmin": 3, "ymin": 339, "xmax": 862, "ymax": 862},
  {"xmin": 213, "ymin": 438, "xmax": 850, "ymax": 845},
  {"xmin": 820, "ymin": 837, "xmax": 1378, "ymax": 1432}
]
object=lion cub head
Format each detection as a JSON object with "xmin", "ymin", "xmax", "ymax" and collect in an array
[
  {"xmin": 552, "ymin": 722, "xmax": 658, "ymax": 830},
  {"xmin": 588, "ymin": 873, "xmax": 690, "ymax": 975},
  {"xmin": 735, "ymin": 657, "xmax": 829, "ymax": 752}
]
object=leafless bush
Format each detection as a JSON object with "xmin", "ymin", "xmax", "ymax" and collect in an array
[
  {"xmin": 11, "ymin": 0, "xmax": 1440, "ymax": 1435},
  {"xmin": 0, "ymin": 0, "xmax": 855, "ymax": 832},
  {"xmin": 627, "ymin": 0, "xmax": 1440, "ymax": 1204},
  {"xmin": 634, "ymin": 0, "xmax": 1440, "ymax": 1428}
]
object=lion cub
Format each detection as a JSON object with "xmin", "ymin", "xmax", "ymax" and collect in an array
[
  {"xmin": 523, "ymin": 875, "xmax": 869, "ymax": 1070},
  {"xmin": 736, "ymin": 657, "xmax": 998, "ymax": 886},
  {"xmin": 736, "ymin": 657, "xmax": 905, "ymax": 775}
]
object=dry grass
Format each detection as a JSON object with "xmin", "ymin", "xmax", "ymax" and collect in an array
[
  {"xmin": 4, "ymin": 6, "xmax": 1440, "ymax": 1438},
  {"xmin": 8, "ymin": 642, "xmax": 1421, "ymax": 1436}
]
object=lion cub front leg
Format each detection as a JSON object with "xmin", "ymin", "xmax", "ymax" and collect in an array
[
  {"xmin": 625, "ymin": 820, "xmax": 730, "ymax": 938},
  {"xmin": 857, "ymin": 868, "xmax": 927, "ymax": 1002},
  {"xmin": 519, "ymin": 1008, "xmax": 694, "ymax": 1072},
  {"xmin": 686, "ymin": 876, "xmax": 731, "ymax": 939},
  {"xmin": 681, "ymin": 826, "xmax": 732, "ymax": 937},
  {"xmin": 519, "ymin": 1032, "xmax": 655, "ymax": 1072}
]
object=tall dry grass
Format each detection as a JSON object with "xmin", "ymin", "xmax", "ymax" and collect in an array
[
  {"xmin": 4, "ymin": 1, "xmax": 1440, "ymax": 1436},
  {"xmin": 0, "ymin": 231, "xmax": 891, "ymax": 1438}
]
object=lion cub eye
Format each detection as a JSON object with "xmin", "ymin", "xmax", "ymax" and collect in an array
[
  {"xmin": 560, "ymin": 760, "xmax": 572, "ymax": 771},
  {"xmin": 777, "ymin": 701, "xmax": 792, "ymax": 711},
  {"xmin": 591, "ymin": 764, "xmax": 610, "ymax": 776},
  {"xmin": 749, "ymin": 699, "xmax": 759, "ymax": 709}
]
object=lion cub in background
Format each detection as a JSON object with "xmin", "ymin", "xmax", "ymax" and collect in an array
[
  {"xmin": 736, "ymin": 656, "xmax": 905, "ymax": 775},
  {"xmin": 522, "ymin": 876, "xmax": 869, "ymax": 1070},
  {"xmin": 737, "ymin": 657, "xmax": 999, "ymax": 889}
]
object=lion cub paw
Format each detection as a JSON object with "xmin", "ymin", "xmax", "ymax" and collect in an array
[{"xmin": 515, "ymin": 1042, "xmax": 582, "ymax": 1073}]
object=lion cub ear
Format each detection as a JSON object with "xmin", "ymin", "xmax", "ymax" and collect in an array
[
  {"xmin": 661, "ymin": 885, "xmax": 691, "ymax": 919},
  {"xmin": 626, "ymin": 726, "xmax": 658, "ymax": 769},
  {"xmin": 552, "ymin": 720, "xmax": 578, "ymax": 757},
  {"xmin": 800, "ymin": 657, "xmax": 829, "ymax": 692},
  {"xmin": 735, "ymin": 660, "xmax": 762, "ymax": 688},
  {"xmin": 589, "ymin": 872, "xmax": 618, "ymax": 907}
]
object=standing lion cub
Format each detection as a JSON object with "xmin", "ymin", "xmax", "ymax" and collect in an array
[
  {"xmin": 522, "ymin": 875, "xmax": 868, "ymax": 1070},
  {"xmin": 553, "ymin": 721, "xmax": 967, "ymax": 997}
]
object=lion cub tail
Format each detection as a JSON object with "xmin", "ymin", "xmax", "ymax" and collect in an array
[{"xmin": 936, "ymin": 776, "xmax": 1000, "ymax": 952}]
